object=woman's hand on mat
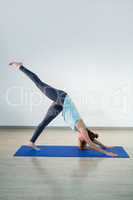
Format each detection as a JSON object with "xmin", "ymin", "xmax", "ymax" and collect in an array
[
  {"xmin": 104, "ymin": 146, "xmax": 114, "ymax": 149},
  {"xmin": 105, "ymin": 151, "xmax": 118, "ymax": 157},
  {"xmin": 9, "ymin": 61, "xmax": 23, "ymax": 69}
]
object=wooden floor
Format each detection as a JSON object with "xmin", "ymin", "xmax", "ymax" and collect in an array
[{"xmin": 0, "ymin": 128, "xmax": 133, "ymax": 200}]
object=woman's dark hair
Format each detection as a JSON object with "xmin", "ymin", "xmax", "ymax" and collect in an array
[{"xmin": 86, "ymin": 129, "xmax": 98, "ymax": 141}]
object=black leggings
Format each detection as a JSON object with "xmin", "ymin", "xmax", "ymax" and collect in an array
[{"xmin": 20, "ymin": 66, "xmax": 67, "ymax": 143}]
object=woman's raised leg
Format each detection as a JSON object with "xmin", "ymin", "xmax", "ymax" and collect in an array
[{"xmin": 9, "ymin": 62, "xmax": 67, "ymax": 105}]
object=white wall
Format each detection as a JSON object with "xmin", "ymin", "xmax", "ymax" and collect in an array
[{"xmin": 0, "ymin": 0, "xmax": 133, "ymax": 127}]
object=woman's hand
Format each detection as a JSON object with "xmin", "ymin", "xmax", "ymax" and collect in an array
[
  {"xmin": 105, "ymin": 151, "xmax": 118, "ymax": 157},
  {"xmin": 104, "ymin": 146, "xmax": 114, "ymax": 149}
]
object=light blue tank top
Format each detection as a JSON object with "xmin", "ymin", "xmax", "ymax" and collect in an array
[{"xmin": 62, "ymin": 95, "xmax": 81, "ymax": 131}]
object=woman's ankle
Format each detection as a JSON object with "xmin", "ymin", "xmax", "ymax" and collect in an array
[{"xmin": 29, "ymin": 141, "xmax": 35, "ymax": 145}]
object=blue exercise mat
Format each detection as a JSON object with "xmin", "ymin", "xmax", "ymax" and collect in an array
[{"xmin": 14, "ymin": 145, "xmax": 129, "ymax": 158}]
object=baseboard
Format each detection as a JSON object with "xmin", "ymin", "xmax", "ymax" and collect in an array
[{"xmin": 0, "ymin": 126, "xmax": 133, "ymax": 130}]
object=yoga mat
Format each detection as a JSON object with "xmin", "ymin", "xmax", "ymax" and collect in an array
[{"xmin": 14, "ymin": 145, "xmax": 129, "ymax": 158}]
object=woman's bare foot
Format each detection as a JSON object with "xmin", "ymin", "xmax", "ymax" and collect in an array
[
  {"xmin": 9, "ymin": 61, "xmax": 23, "ymax": 69},
  {"xmin": 28, "ymin": 141, "xmax": 40, "ymax": 150}
]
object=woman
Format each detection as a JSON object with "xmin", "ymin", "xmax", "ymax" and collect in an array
[{"xmin": 9, "ymin": 61, "xmax": 118, "ymax": 157}]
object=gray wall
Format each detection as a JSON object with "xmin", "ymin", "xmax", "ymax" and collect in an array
[{"xmin": 0, "ymin": 0, "xmax": 133, "ymax": 127}]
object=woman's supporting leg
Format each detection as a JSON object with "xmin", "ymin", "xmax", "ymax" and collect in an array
[
  {"xmin": 20, "ymin": 65, "xmax": 67, "ymax": 105},
  {"xmin": 30, "ymin": 102, "xmax": 63, "ymax": 143}
]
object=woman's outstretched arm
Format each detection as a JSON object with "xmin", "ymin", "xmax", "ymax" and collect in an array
[
  {"xmin": 93, "ymin": 139, "xmax": 114, "ymax": 149},
  {"xmin": 76, "ymin": 120, "xmax": 118, "ymax": 157}
]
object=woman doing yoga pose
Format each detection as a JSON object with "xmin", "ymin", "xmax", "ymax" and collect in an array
[{"xmin": 9, "ymin": 61, "xmax": 118, "ymax": 157}]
